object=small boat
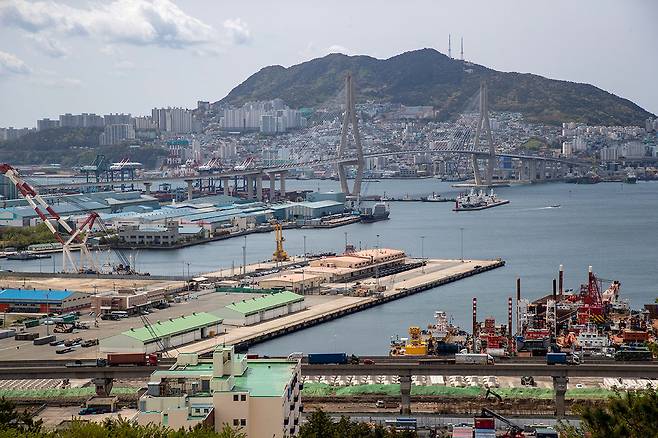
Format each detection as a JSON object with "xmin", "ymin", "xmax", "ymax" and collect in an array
[
  {"xmin": 421, "ymin": 192, "xmax": 443, "ymax": 202},
  {"xmin": 359, "ymin": 202, "xmax": 390, "ymax": 223},
  {"xmin": 550, "ymin": 204, "xmax": 561, "ymax": 208}
]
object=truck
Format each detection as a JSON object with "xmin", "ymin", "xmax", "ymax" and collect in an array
[
  {"xmin": 307, "ymin": 353, "xmax": 359, "ymax": 365},
  {"xmin": 454, "ymin": 353, "xmax": 495, "ymax": 365},
  {"xmin": 106, "ymin": 353, "xmax": 158, "ymax": 366},
  {"xmin": 546, "ymin": 352, "xmax": 580, "ymax": 365},
  {"xmin": 66, "ymin": 358, "xmax": 108, "ymax": 368}
]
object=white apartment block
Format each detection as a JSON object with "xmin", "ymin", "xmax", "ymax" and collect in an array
[{"xmin": 138, "ymin": 346, "xmax": 302, "ymax": 437}]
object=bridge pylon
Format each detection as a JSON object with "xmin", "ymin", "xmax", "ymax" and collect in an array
[
  {"xmin": 472, "ymin": 81, "xmax": 496, "ymax": 186},
  {"xmin": 336, "ymin": 72, "xmax": 365, "ymax": 198}
]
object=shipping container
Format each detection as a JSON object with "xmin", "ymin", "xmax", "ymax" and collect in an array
[
  {"xmin": 452, "ymin": 426, "xmax": 473, "ymax": 438},
  {"xmin": 0, "ymin": 329, "xmax": 16, "ymax": 340},
  {"xmin": 474, "ymin": 429, "xmax": 496, "ymax": 438},
  {"xmin": 308, "ymin": 353, "xmax": 347, "ymax": 365},
  {"xmin": 107, "ymin": 353, "xmax": 158, "ymax": 366},
  {"xmin": 455, "ymin": 353, "xmax": 494, "ymax": 365},
  {"xmin": 33, "ymin": 335, "xmax": 56, "ymax": 345},
  {"xmin": 474, "ymin": 418, "xmax": 495, "ymax": 429},
  {"xmin": 15, "ymin": 332, "xmax": 39, "ymax": 341}
]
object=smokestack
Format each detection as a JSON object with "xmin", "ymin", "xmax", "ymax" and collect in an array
[
  {"xmin": 508, "ymin": 296, "xmax": 513, "ymax": 337},
  {"xmin": 448, "ymin": 34, "xmax": 452, "ymax": 59},
  {"xmin": 558, "ymin": 264, "xmax": 564, "ymax": 296},
  {"xmin": 515, "ymin": 277, "xmax": 521, "ymax": 336},
  {"xmin": 472, "ymin": 297, "xmax": 477, "ymax": 352},
  {"xmin": 460, "ymin": 37, "xmax": 464, "ymax": 61},
  {"xmin": 552, "ymin": 278, "xmax": 557, "ymax": 299}
]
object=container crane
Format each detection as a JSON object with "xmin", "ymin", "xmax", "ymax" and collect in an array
[
  {"xmin": 271, "ymin": 222, "xmax": 288, "ymax": 262},
  {"xmin": 480, "ymin": 408, "xmax": 525, "ymax": 438},
  {"xmin": 0, "ymin": 163, "xmax": 99, "ymax": 273}
]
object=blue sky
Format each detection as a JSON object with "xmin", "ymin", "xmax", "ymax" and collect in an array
[{"xmin": 0, "ymin": 0, "xmax": 656, "ymax": 127}]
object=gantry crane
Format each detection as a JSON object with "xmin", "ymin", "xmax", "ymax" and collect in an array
[
  {"xmin": 0, "ymin": 163, "xmax": 100, "ymax": 273},
  {"xmin": 272, "ymin": 222, "xmax": 288, "ymax": 262}
]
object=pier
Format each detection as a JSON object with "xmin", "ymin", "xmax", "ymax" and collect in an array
[{"xmin": 176, "ymin": 259, "xmax": 505, "ymax": 355}]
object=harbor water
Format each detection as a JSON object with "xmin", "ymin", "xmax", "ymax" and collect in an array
[{"xmin": 3, "ymin": 180, "xmax": 657, "ymax": 355}]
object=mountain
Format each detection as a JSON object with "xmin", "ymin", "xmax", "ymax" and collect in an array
[{"xmin": 219, "ymin": 49, "xmax": 653, "ymax": 126}]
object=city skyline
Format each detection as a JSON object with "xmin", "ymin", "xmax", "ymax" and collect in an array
[{"xmin": 1, "ymin": 0, "xmax": 657, "ymax": 128}]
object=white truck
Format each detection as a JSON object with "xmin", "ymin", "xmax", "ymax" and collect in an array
[{"xmin": 455, "ymin": 353, "xmax": 495, "ymax": 365}]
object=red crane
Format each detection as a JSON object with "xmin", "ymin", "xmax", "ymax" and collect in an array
[
  {"xmin": 1, "ymin": 163, "xmax": 100, "ymax": 273},
  {"xmin": 577, "ymin": 266, "xmax": 605, "ymax": 324}
]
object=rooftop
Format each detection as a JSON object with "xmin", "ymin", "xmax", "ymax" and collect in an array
[
  {"xmin": 225, "ymin": 291, "xmax": 304, "ymax": 316},
  {"xmin": 122, "ymin": 312, "xmax": 222, "ymax": 343},
  {"xmin": 0, "ymin": 289, "xmax": 74, "ymax": 302},
  {"xmin": 233, "ymin": 360, "xmax": 297, "ymax": 397}
]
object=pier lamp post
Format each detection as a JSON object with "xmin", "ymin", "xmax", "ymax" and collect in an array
[
  {"xmin": 459, "ymin": 227, "xmax": 464, "ymax": 262},
  {"xmin": 376, "ymin": 234, "xmax": 380, "ymax": 250},
  {"xmin": 420, "ymin": 236, "xmax": 425, "ymax": 259},
  {"xmin": 303, "ymin": 235, "xmax": 307, "ymax": 260},
  {"xmin": 242, "ymin": 236, "xmax": 247, "ymax": 275}
]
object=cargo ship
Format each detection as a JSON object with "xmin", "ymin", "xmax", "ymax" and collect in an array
[
  {"xmin": 390, "ymin": 311, "xmax": 467, "ymax": 356},
  {"xmin": 359, "ymin": 202, "xmax": 390, "ymax": 223},
  {"xmin": 453, "ymin": 189, "xmax": 509, "ymax": 211}
]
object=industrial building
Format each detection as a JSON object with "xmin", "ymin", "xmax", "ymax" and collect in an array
[
  {"xmin": 99, "ymin": 312, "xmax": 222, "ymax": 354},
  {"xmin": 137, "ymin": 345, "xmax": 302, "ymax": 438},
  {"xmin": 258, "ymin": 273, "xmax": 323, "ymax": 295},
  {"xmin": 303, "ymin": 248, "xmax": 406, "ymax": 282},
  {"xmin": 90, "ymin": 287, "xmax": 172, "ymax": 315},
  {"xmin": 213, "ymin": 291, "xmax": 306, "ymax": 326},
  {"xmin": 0, "ymin": 289, "xmax": 91, "ymax": 314}
]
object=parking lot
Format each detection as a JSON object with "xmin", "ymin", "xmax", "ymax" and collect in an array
[{"xmin": 0, "ymin": 289, "xmax": 335, "ymax": 361}]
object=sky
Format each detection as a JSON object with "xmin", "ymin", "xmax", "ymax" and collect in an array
[{"xmin": 0, "ymin": 0, "xmax": 657, "ymax": 127}]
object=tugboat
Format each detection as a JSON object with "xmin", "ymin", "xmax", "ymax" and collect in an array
[
  {"xmin": 624, "ymin": 171, "xmax": 637, "ymax": 184},
  {"xmin": 453, "ymin": 189, "xmax": 509, "ymax": 211},
  {"xmin": 359, "ymin": 202, "xmax": 390, "ymax": 223},
  {"xmin": 421, "ymin": 192, "xmax": 443, "ymax": 202}
]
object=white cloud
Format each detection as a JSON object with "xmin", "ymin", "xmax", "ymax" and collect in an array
[
  {"xmin": 326, "ymin": 44, "xmax": 349, "ymax": 55},
  {"xmin": 0, "ymin": 0, "xmax": 221, "ymax": 49},
  {"xmin": 27, "ymin": 34, "xmax": 69, "ymax": 58},
  {"xmin": 0, "ymin": 50, "xmax": 31, "ymax": 76},
  {"xmin": 30, "ymin": 76, "xmax": 83, "ymax": 88},
  {"xmin": 223, "ymin": 18, "xmax": 251, "ymax": 45}
]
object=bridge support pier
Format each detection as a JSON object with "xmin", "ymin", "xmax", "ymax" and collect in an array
[
  {"xmin": 279, "ymin": 171, "xmax": 287, "ymax": 200},
  {"xmin": 538, "ymin": 161, "xmax": 546, "ymax": 181},
  {"xmin": 553, "ymin": 376, "xmax": 568, "ymax": 418},
  {"xmin": 93, "ymin": 377, "xmax": 114, "ymax": 397},
  {"xmin": 269, "ymin": 173, "xmax": 276, "ymax": 201},
  {"xmin": 471, "ymin": 156, "xmax": 483, "ymax": 186},
  {"xmin": 185, "ymin": 179, "xmax": 193, "ymax": 201},
  {"xmin": 143, "ymin": 182, "xmax": 152, "ymax": 195},
  {"xmin": 255, "ymin": 174, "xmax": 263, "ymax": 201},
  {"xmin": 222, "ymin": 178, "xmax": 229, "ymax": 196},
  {"xmin": 529, "ymin": 160, "xmax": 538, "ymax": 183},
  {"xmin": 399, "ymin": 374, "xmax": 412, "ymax": 415},
  {"xmin": 246, "ymin": 176, "xmax": 254, "ymax": 199}
]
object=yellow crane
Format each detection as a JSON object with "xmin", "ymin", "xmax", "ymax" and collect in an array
[{"xmin": 272, "ymin": 222, "xmax": 289, "ymax": 262}]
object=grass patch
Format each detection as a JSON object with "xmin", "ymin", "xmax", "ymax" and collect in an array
[{"xmin": 0, "ymin": 387, "xmax": 137, "ymax": 398}]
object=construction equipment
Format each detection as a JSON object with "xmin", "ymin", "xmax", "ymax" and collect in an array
[
  {"xmin": 0, "ymin": 163, "xmax": 99, "ymax": 273},
  {"xmin": 271, "ymin": 222, "xmax": 288, "ymax": 262},
  {"xmin": 485, "ymin": 387, "xmax": 503, "ymax": 402},
  {"xmin": 577, "ymin": 266, "xmax": 605, "ymax": 324},
  {"xmin": 481, "ymin": 408, "xmax": 525, "ymax": 438}
]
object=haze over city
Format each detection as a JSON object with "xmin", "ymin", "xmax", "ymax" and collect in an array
[{"xmin": 0, "ymin": 0, "xmax": 657, "ymax": 127}]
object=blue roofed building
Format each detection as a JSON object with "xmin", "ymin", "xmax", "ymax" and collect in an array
[{"xmin": 0, "ymin": 288, "xmax": 91, "ymax": 313}]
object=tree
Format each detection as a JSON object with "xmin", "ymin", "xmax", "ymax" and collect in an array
[
  {"xmin": 215, "ymin": 423, "xmax": 246, "ymax": 438},
  {"xmin": 298, "ymin": 409, "xmax": 417, "ymax": 438},
  {"xmin": 558, "ymin": 388, "xmax": 658, "ymax": 438},
  {"xmin": 0, "ymin": 397, "xmax": 43, "ymax": 433}
]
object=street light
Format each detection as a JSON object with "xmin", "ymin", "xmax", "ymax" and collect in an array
[
  {"xmin": 303, "ymin": 235, "xmax": 307, "ymax": 260},
  {"xmin": 420, "ymin": 235, "xmax": 425, "ymax": 259},
  {"xmin": 376, "ymin": 234, "xmax": 380, "ymax": 250},
  {"xmin": 459, "ymin": 227, "xmax": 464, "ymax": 262}
]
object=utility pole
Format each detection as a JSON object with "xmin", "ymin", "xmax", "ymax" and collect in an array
[
  {"xmin": 344, "ymin": 232, "xmax": 348, "ymax": 252},
  {"xmin": 303, "ymin": 235, "xmax": 307, "ymax": 260},
  {"xmin": 242, "ymin": 236, "xmax": 247, "ymax": 276},
  {"xmin": 420, "ymin": 235, "xmax": 425, "ymax": 259},
  {"xmin": 376, "ymin": 234, "xmax": 380, "ymax": 251},
  {"xmin": 460, "ymin": 227, "xmax": 464, "ymax": 262}
]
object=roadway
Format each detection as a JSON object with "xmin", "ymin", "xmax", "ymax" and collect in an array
[{"xmin": 0, "ymin": 359, "xmax": 656, "ymax": 380}]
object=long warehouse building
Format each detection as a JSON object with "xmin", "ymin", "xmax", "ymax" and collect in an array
[
  {"xmin": 100, "ymin": 312, "xmax": 222, "ymax": 354},
  {"xmin": 213, "ymin": 291, "xmax": 306, "ymax": 326}
]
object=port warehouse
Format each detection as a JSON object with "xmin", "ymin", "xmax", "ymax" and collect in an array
[
  {"xmin": 256, "ymin": 249, "xmax": 408, "ymax": 292},
  {"xmin": 0, "ymin": 189, "xmax": 347, "ymax": 235},
  {"xmin": 214, "ymin": 291, "xmax": 306, "ymax": 326},
  {"xmin": 0, "ymin": 289, "xmax": 90, "ymax": 313},
  {"xmin": 99, "ymin": 312, "xmax": 223, "ymax": 353},
  {"xmin": 90, "ymin": 286, "xmax": 174, "ymax": 315}
]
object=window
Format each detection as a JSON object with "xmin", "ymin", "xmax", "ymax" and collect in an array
[
  {"xmin": 240, "ymin": 419, "xmax": 246, "ymax": 427},
  {"xmin": 240, "ymin": 394, "xmax": 246, "ymax": 401},
  {"xmin": 233, "ymin": 419, "xmax": 239, "ymax": 426},
  {"xmin": 233, "ymin": 394, "xmax": 239, "ymax": 401}
]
